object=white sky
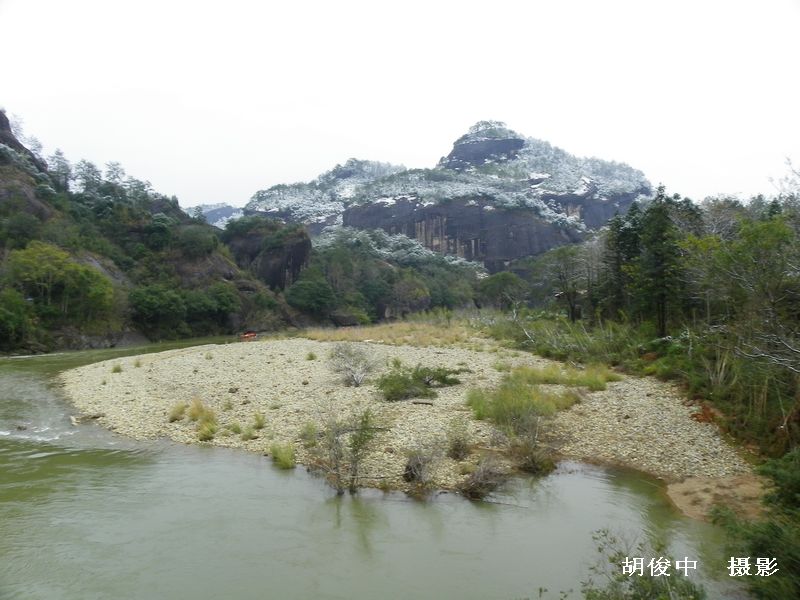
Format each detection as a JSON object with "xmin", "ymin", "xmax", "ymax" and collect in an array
[{"xmin": 2, "ymin": 0, "xmax": 799, "ymax": 207}]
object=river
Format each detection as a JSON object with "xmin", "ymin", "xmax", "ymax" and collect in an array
[{"xmin": 0, "ymin": 341, "xmax": 746, "ymax": 599}]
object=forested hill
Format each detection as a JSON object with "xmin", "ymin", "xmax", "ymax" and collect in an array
[{"xmin": 0, "ymin": 112, "xmax": 486, "ymax": 352}]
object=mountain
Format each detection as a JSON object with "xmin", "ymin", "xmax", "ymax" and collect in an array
[
  {"xmin": 185, "ymin": 203, "xmax": 243, "ymax": 229},
  {"xmin": 247, "ymin": 159, "xmax": 405, "ymax": 234},
  {"xmin": 245, "ymin": 121, "xmax": 651, "ymax": 271}
]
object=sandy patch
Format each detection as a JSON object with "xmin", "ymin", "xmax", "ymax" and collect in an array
[{"xmin": 667, "ymin": 474, "xmax": 768, "ymax": 522}]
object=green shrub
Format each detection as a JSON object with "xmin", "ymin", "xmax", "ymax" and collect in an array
[
  {"xmin": 227, "ymin": 421, "xmax": 242, "ymax": 434},
  {"xmin": 377, "ymin": 368, "xmax": 435, "ymax": 402},
  {"xmin": 377, "ymin": 364, "xmax": 465, "ymax": 402},
  {"xmin": 270, "ymin": 443, "xmax": 296, "ymax": 469},
  {"xmin": 306, "ymin": 351, "xmax": 317, "ymax": 361},
  {"xmin": 581, "ymin": 529, "xmax": 707, "ymax": 599},
  {"xmin": 240, "ymin": 427, "xmax": 256, "ymax": 441},
  {"xmin": 111, "ymin": 364, "xmax": 122, "ymax": 373}
]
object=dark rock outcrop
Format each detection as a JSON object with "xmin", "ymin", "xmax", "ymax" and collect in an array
[
  {"xmin": 0, "ymin": 111, "xmax": 47, "ymax": 173},
  {"xmin": 344, "ymin": 196, "xmax": 585, "ymax": 272},
  {"xmin": 439, "ymin": 137, "xmax": 525, "ymax": 171},
  {"xmin": 225, "ymin": 223, "xmax": 312, "ymax": 290}
]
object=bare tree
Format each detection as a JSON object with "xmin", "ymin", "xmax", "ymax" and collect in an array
[{"xmin": 328, "ymin": 343, "xmax": 374, "ymax": 387}]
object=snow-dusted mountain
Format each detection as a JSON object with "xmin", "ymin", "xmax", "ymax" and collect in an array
[
  {"xmin": 247, "ymin": 159, "xmax": 405, "ymax": 232},
  {"xmin": 185, "ymin": 203, "xmax": 243, "ymax": 229},
  {"xmin": 246, "ymin": 122, "xmax": 651, "ymax": 270}
]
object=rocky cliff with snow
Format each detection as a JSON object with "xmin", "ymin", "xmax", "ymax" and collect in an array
[{"xmin": 246, "ymin": 121, "xmax": 651, "ymax": 270}]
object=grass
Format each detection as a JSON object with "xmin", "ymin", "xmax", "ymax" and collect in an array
[
  {"xmin": 306, "ymin": 351, "xmax": 317, "ymax": 360},
  {"xmin": 299, "ymin": 422, "xmax": 318, "ymax": 448},
  {"xmin": 111, "ymin": 364, "xmax": 122, "ymax": 373},
  {"xmin": 513, "ymin": 363, "xmax": 622, "ymax": 391},
  {"xmin": 187, "ymin": 398, "xmax": 216, "ymax": 425},
  {"xmin": 240, "ymin": 427, "xmax": 257, "ymax": 441},
  {"xmin": 253, "ymin": 412, "xmax": 266, "ymax": 429},
  {"xmin": 134, "ymin": 359, "xmax": 142, "ymax": 368},
  {"xmin": 197, "ymin": 421, "xmax": 218, "ymax": 441},
  {"xmin": 446, "ymin": 417, "xmax": 471, "ymax": 460},
  {"xmin": 204, "ymin": 352, "xmax": 213, "ymax": 360},
  {"xmin": 302, "ymin": 320, "xmax": 477, "ymax": 348},
  {"xmin": 467, "ymin": 369, "xmax": 580, "ymax": 434},
  {"xmin": 186, "ymin": 398, "xmax": 218, "ymax": 440},
  {"xmin": 168, "ymin": 402, "xmax": 187, "ymax": 422},
  {"xmin": 222, "ymin": 400, "xmax": 233, "ymax": 411},
  {"xmin": 270, "ymin": 443, "xmax": 296, "ymax": 469},
  {"xmin": 459, "ymin": 458, "xmax": 507, "ymax": 499},
  {"xmin": 227, "ymin": 421, "xmax": 242, "ymax": 434},
  {"xmin": 486, "ymin": 315, "xmax": 643, "ymax": 366}
]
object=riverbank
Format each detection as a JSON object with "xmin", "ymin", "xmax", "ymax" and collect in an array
[{"xmin": 58, "ymin": 333, "xmax": 757, "ymax": 511}]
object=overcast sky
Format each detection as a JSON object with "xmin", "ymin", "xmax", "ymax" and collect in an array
[{"xmin": 2, "ymin": 0, "xmax": 799, "ymax": 207}]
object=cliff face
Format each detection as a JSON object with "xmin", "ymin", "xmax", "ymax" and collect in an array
[
  {"xmin": 0, "ymin": 111, "xmax": 48, "ymax": 173},
  {"xmin": 247, "ymin": 120, "xmax": 651, "ymax": 269},
  {"xmin": 224, "ymin": 224, "xmax": 312, "ymax": 290},
  {"xmin": 343, "ymin": 196, "xmax": 582, "ymax": 272}
]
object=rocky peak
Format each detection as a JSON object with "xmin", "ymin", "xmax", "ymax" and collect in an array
[
  {"xmin": 0, "ymin": 110, "xmax": 48, "ymax": 173},
  {"xmin": 438, "ymin": 120, "xmax": 526, "ymax": 171}
]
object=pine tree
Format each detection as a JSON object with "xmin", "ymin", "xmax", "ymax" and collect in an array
[{"xmin": 636, "ymin": 187, "xmax": 682, "ymax": 337}]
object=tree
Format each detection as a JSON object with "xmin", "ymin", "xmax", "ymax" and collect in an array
[
  {"xmin": 537, "ymin": 245, "xmax": 584, "ymax": 322},
  {"xmin": 5, "ymin": 241, "xmax": 113, "ymax": 322},
  {"xmin": 285, "ymin": 277, "xmax": 335, "ymax": 316},
  {"xmin": 129, "ymin": 284, "xmax": 187, "ymax": 336},
  {"xmin": 1, "ymin": 213, "xmax": 42, "ymax": 249},
  {"xmin": 73, "ymin": 160, "xmax": 103, "ymax": 195},
  {"xmin": 635, "ymin": 187, "xmax": 683, "ymax": 337},
  {"xmin": 46, "ymin": 149, "xmax": 72, "ymax": 192},
  {"xmin": 176, "ymin": 225, "xmax": 217, "ymax": 258},
  {"xmin": 599, "ymin": 204, "xmax": 641, "ymax": 318},
  {"xmin": 0, "ymin": 288, "xmax": 34, "ymax": 349},
  {"xmin": 104, "ymin": 161, "xmax": 126, "ymax": 185},
  {"xmin": 477, "ymin": 271, "xmax": 526, "ymax": 309},
  {"xmin": 391, "ymin": 270, "xmax": 431, "ymax": 316},
  {"xmin": 6, "ymin": 241, "xmax": 71, "ymax": 306}
]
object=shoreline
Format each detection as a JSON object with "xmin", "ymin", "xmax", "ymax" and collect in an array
[{"xmin": 58, "ymin": 336, "xmax": 758, "ymax": 515}]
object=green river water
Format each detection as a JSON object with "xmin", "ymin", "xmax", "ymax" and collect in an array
[{"xmin": 0, "ymin": 341, "xmax": 747, "ymax": 599}]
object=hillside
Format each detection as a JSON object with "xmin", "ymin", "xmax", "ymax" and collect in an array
[
  {"xmin": 0, "ymin": 112, "xmax": 302, "ymax": 351},
  {"xmin": 0, "ymin": 113, "xmax": 487, "ymax": 352}
]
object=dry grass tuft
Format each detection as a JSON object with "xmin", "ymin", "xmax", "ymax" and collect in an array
[{"xmin": 302, "ymin": 321, "xmax": 480, "ymax": 348}]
